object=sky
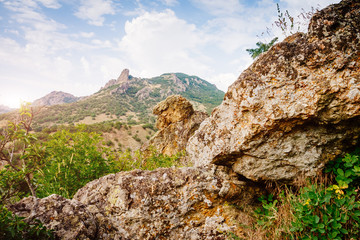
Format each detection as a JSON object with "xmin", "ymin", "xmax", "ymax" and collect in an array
[{"xmin": 0, "ymin": 0, "xmax": 340, "ymax": 108}]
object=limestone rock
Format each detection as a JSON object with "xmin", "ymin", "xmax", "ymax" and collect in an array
[
  {"xmin": 142, "ymin": 95, "xmax": 208, "ymax": 156},
  {"xmin": 117, "ymin": 68, "xmax": 130, "ymax": 83},
  {"xmin": 73, "ymin": 167, "xmax": 263, "ymax": 239},
  {"xmin": 135, "ymin": 86, "xmax": 151, "ymax": 100},
  {"xmin": 187, "ymin": 0, "xmax": 360, "ymax": 182},
  {"xmin": 154, "ymin": 95, "xmax": 195, "ymax": 130},
  {"xmin": 8, "ymin": 194, "xmax": 97, "ymax": 240},
  {"xmin": 101, "ymin": 79, "xmax": 117, "ymax": 90}
]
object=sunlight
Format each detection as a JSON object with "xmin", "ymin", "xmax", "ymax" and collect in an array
[{"xmin": 0, "ymin": 94, "xmax": 22, "ymax": 109}]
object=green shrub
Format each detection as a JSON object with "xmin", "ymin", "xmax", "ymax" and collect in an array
[
  {"xmin": 290, "ymin": 150, "xmax": 360, "ymax": 239},
  {"xmin": 252, "ymin": 149, "xmax": 360, "ymax": 240},
  {"xmin": 35, "ymin": 130, "xmax": 117, "ymax": 199},
  {"xmin": 0, "ymin": 205, "xmax": 54, "ymax": 240}
]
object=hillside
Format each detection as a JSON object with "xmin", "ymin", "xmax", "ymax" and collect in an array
[
  {"xmin": 27, "ymin": 69, "xmax": 223, "ymax": 127},
  {"xmin": 0, "ymin": 69, "xmax": 224, "ymax": 150},
  {"xmin": 0, "ymin": 104, "xmax": 13, "ymax": 114},
  {"xmin": 32, "ymin": 91, "xmax": 80, "ymax": 106}
]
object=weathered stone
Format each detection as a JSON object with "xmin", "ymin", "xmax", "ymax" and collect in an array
[
  {"xmin": 117, "ymin": 68, "xmax": 130, "ymax": 83},
  {"xmin": 186, "ymin": 0, "xmax": 360, "ymax": 182},
  {"xmin": 8, "ymin": 194, "xmax": 97, "ymax": 240},
  {"xmin": 154, "ymin": 95, "xmax": 195, "ymax": 129},
  {"xmin": 142, "ymin": 95, "xmax": 208, "ymax": 156},
  {"xmin": 73, "ymin": 166, "xmax": 263, "ymax": 239}
]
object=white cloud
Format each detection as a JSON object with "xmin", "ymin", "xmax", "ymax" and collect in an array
[
  {"xmin": 160, "ymin": 0, "xmax": 178, "ymax": 7},
  {"xmin": 79, "ymin": 32, "xmax": 95, "ymax": 38},
  {"xmin": 35, "ymin": 0, "xmax": 61, "ymax": 9},
  {"xmin": 191, "ymin": 0, "xmax": 243, "ymax": 16},
  {"xmin": 75, "ymin": 0, "xmax": 116, "ymax": 26},
  {"xmin": 118, "ymin": 10, "xmax": 210, "ymax": 77}
]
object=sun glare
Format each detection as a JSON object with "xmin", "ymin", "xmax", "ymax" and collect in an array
[{"xmin": 0, "ymin": 95, "xmax": 22, "ymax": 109}]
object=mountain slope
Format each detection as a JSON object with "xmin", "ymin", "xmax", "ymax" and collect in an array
[
  {"xmin": 31, "ymin": 69, "xmax": 224, "ymax": 127},
  {"xmin": 0, "ymin": 105, "xmax": 14, "ymax": 114},
  {"xmin": 32, "ymin": 91, "xmax": 80, "ymax": 106}
]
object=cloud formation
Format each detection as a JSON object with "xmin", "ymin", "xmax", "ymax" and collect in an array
[
  {"xmin": 119, "ymin": 9, "xmax": 209, "ymax": 77},
  {"xmin": 75, "ymin": 0, "xmax": 116, "ymax": 26}
]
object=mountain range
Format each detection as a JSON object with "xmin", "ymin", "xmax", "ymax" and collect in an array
[{"xmin": 0, "ymin": 69, "xmax": 224, "ymax": 150}]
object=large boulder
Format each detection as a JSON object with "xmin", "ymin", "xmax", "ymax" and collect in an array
[
  {"xmin": 8, "ymin": 194, "xmax": 97, "ymax": 240},
  {"xmin": 73, "ymin": 166, "xmax": 263, "ymax": 239},
  {"xmin": 142, "ymin": 95, "xmax": 208, "ymax": 156},
  {"xmin": 9, "ymin": 167, "xmax": 264, "ymax": 239},
  {"xmin": 186, "ymin": 0, "xmax": 360, "ymax": 182}
]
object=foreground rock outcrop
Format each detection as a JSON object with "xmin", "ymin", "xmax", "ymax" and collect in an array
[
  {"xmin": 10, "ymin": 167, "xmax": 264, "ymax": 239},
  {"xmin": 142, "ymin": 95, "xmax": 208, "ymax": 156},
  {"xmin": 187, "ymin": 0, "xmax": 360, "ymax": 182},
  {"xmin": 8, "ymin": 1, "xmax": 360, "ymax": 239},
  {"xmin": 9, "ymin": 194, "xmax": 97, "ymax": 239}
]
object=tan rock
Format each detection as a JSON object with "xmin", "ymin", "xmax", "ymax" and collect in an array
[
  {"xmin": 8, "ymin": 194, "xmax": 97, "ymax": 240},
  {"xmin": 142, "ymin": 95, "xmax": 208, "ymax": 156},
  {"xmin": 186, "ymin": 0, "xmax": 360, "ymax": 182},
  {"xmin": 73, "ymin": 166, "xmax": 263, "ymax": 239},
  {"xmin": 153, "ymin": 95, "xmax": 195, "ymax": 129},
  {"xmin": 10, "ymin": 167, "xmax": 264, "ymax": 240},
  {"xmin": 117, "ymin": 68, "xmax": 130, "ymax": 83}
]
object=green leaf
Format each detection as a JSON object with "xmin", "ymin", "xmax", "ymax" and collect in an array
[
  {"xmin": 314, "ymin": 215, "xmax": 320, "ymax": 224},
  {"xmin": 345, "ymin": 170, "xmax": 353, "ymax": 178},
  {"xmin": 337, "ymin": 168, "xmax": 344, "ymax": 176},
  {"xmin": 353, "ymin": 210, "xmax": 360, "ymax": 216}
]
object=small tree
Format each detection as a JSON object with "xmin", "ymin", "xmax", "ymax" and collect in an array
[
  {"xmin": 0, "ymin": 104, "xmax": 45, "ymax": 203},
  {"xmin": 246, "ymin": 3, "xmax": 319, "ymax": 59},
  {"xmin": 246, "ymin": 37, "xmax": 278, "ymax": 59}
]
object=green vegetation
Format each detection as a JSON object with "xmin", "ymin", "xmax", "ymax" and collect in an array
[
  {"xmin": 232, "ymin": 149, "xmax": 360, "ymax": 239},
  {"xmin": 0, "ymin": 72, "xmax": 223, "ymax": 130},
  {"xmin": 35, "ymin": 129, "xmax": 117, "ymax": 199},
  {"xmin": 246, "ymin": 3, "xmax": 318, "ymax": 59},
  {"xmin": 0, "ymin": 106, "xmax": 183, "ymax": 237},
  {"xmin": 0, "ymin": 205, "xmax": 54, "ymax": 240},
  {"xmin": 246, "ymin": 37, "xmax": 278, "ymax": 59}
]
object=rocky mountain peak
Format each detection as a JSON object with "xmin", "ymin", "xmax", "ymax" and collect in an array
[{"xmin": 117, "ymin": 68, "xmax": 130, "ymax": 83}]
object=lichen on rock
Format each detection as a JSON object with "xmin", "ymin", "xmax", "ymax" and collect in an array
[
  {"xmin": 186, "ymin": 0, "xmax": 360, "ymax": 182},
  {"xmin": 142, "ymin": 95, "xmax": 208, "ymax": 156}
]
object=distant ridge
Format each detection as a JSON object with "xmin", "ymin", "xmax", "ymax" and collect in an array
[
  {"xmin": 4, "ymin": 69, "xmax": 224, "ymax": 128},
  {"xmin": 0, "ymin": 104, "xmax": 14, "ymax": 114},
  {"xmin": 32, "ymin": 91, "xmax": 79, "ymax": 107}
]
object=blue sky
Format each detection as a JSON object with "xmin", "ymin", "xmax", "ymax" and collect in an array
[{"xmin": 0, "ymin": 0, "xmax": 340, "ymax": 108}]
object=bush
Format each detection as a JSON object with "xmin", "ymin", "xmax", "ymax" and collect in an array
[
  {"xmin": 250, "ymin": 149, "xmax": 360, "ymax": 239},
  {"xmin": 35, "ymin": 130, "xmax": 117, "ymax": 199},
  {"xmin": 0, "ymin": 205, "xmax": 54, "ymax": 240}
]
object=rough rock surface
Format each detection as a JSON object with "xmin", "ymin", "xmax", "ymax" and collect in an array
[
  {"xmin": 117, "ymin": 68, "xmax": 130, "ymax": 83},
  {"xmin": 9, "ymin": 194, "xmax": 97, "ymax": 240},
  {"xmin": 10, "ymin": 167, "xmax": 264, "ymax": 240},
  {"xmin": 187, "ymin": 0, "xmax": 360, "ymax": 182},
  {"xmin": 142, "ymin": 95, "xmax": 208, "ymax": 156},
  {"xmin": 73, "ymin": 167, "xmax": 263, "ymax": 239}
]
